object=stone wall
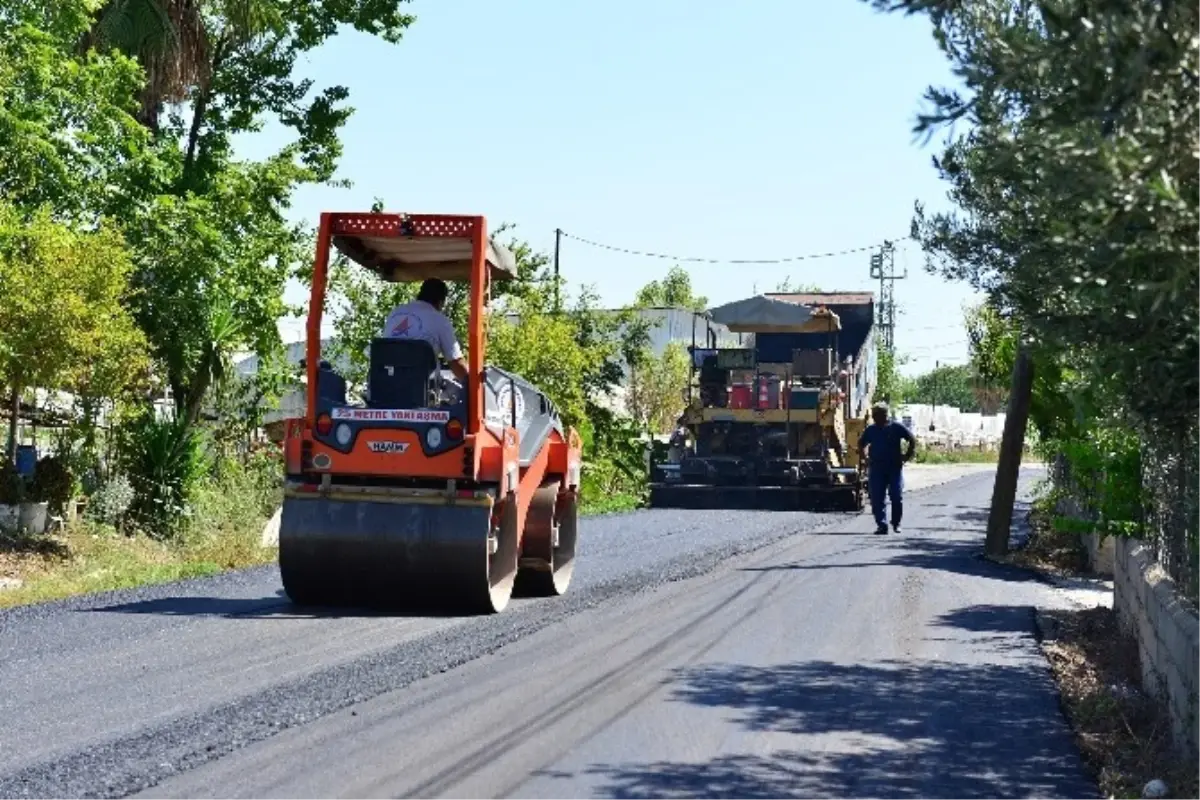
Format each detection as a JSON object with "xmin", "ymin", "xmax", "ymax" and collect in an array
[{"xmin": 1113, "ymin": 536, "xmax": 1199, "ymax": 755}]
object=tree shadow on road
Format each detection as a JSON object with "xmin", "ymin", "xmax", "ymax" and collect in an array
[
  {"xmin": 742, "ymin": 492, "xmax": 1040, "ymax": 587},
  {"xmin": 742, "ymin": 535, "xmax": 1040, "ymax": 586},
  {"xmin": 580, "ymin": 656, "xmax": 1096, "ymax": 799},
  {"xmin": 924, "ymin": 603, "xmax": 1045, "ymax": 656}
]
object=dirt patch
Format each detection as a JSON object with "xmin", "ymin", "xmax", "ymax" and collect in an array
[
  {"xmin": 1039, "ymin": 605, "xmax": 1199, "ymax": 799},
  {"xmin": 1007, "ymin": 503, "xmax": 1091, "ymax": 576},
  {"xmin": 0, "ymin": 530, "xmax": 71, "ymax": 579}
]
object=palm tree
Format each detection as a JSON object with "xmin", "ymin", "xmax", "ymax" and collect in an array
[
  {"xmin": 82, "ymin": 0, "xmax": 210, "ymax": 133},
  {"xmin": 84, "ymin": 1, "xmax": 282, "ymax": 135}
]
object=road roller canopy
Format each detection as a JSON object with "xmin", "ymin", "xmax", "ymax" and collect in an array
[
  {"xmin": 707, "ymin": 294, "xmax": 842, "ymax": 333},
  {"xmin": 328, "ymin": 213, "xmax": 519, "ymax": 283}
]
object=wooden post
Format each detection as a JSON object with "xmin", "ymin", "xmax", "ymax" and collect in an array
[
  {"xmin": 5, "ymin": 386, "xmax": 18, "ymax": 464},
  {"xmin": 553, "ymin": 228, "xmax": 562, "ymax": 314},
  {"xmin": 985, "ymin": 346, "xmax": 1035, "ymax": 557}
]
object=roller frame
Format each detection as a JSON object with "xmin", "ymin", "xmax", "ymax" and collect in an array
[{"xmin": 279, "ymin": 212, "xmax": 584, "ymax": 615}]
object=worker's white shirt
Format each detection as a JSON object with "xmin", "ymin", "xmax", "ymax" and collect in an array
[{"xmin": 380, "ymin": 300, "xmax": 464, "ymax": 361}]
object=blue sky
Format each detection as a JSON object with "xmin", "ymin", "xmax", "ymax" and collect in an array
[{"xmin": 255, "ymin": 0, "xmax": 978, "ymax": 376}]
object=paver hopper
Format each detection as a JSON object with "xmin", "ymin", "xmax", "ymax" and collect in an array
[{"xmin": 280, "ymin": 212, "xmax": 583, "ymax": 614}]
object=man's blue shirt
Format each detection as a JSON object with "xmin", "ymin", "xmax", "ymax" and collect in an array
[{"xmin": 858, "ymin": 421, "xmax": 915, "ymax": 472}]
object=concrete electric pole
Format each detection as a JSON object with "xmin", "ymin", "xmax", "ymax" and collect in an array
[{"xmin": 869, "ymin": 240, "xmax": 907, "ymax": 352}]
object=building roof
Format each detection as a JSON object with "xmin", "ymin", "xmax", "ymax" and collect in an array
[{"xmin": 766, "ymin": 292, "xmax": 874, "ymax": 306}]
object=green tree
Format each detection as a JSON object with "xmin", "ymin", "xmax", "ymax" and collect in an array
[
  {"xmin": 867, "ymin": 0, "xmax": 1198, "ymax": 428},
  {"xmin": 0, "ymin": 5, "xmax": 151, "ymax": 220},
  {"xmin": 867, "ymin": 0, "xmax": 1198, "ymax": 587},
  {"xmin": 96, "ymin": 3, "xmax": 417, "ymax": 426},
  {"xmin": 625, "ymin": 341, "xmax": 690, "ymax": 435},
  {"xmin": 908, "ymin": 363, "xmax": 979, "ymax": 412},
  {"xmin": 123, "ymin": 169, "xmax": 306, "ymax": 425},
  {"xmin": 634, "ymin": 266, "xmax": 707, "ymax": 310},
  {"xmin": 0, "ymin": 202, "xmax": 148, "ymax": 460},
  {"xmin": 84, "ymin": 0, "xmax": 220, "ymax": 132},
  {"xmin": 963, "ymin": 301, "xmax": 1016, "ymax": 414},
  {"xmin": 874, "ymin": 347, "xmax": 913, "ymax": 408}
]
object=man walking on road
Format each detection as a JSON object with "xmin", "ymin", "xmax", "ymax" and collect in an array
[{"xmin": 857, "ymin": 401, "xmax": 917, "ymax": 535}]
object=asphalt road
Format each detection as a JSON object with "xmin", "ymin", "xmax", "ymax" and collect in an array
[{"xmin": 0, "ymin": 465, "xmax": 1096, "ymax": 799}]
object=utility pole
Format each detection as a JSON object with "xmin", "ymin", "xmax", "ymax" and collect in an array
[
  {"xmin": 929, "ymin": 359, "xmax": 939, "ymax": 433},
  {"xmin": 869, "ymin": 240, "xmax": 906, "ymax": 351},
  {"xmin": 553, "ymin": 228, "xmax": 563, "ymax": 314},
  {"xmin": 985, "ymin": 345, "xmax": 1035, "ymax": 557}
]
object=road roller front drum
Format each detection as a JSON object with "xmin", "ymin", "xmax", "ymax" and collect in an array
[{"xmin": 277, "ymin": 490, "xmax": 521, "ymax": 615}]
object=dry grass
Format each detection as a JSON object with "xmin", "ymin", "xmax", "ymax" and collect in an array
[
  {"xmin": 0, "ymin": 520, "xmax": 276, "ymax": 609},
  {"xmin": 1039, "ymin": 606, "xmax": 1199, "ymax": 799},
  {"xmin": 0, "ymin": 462, "xmax": 280, "ymax": 609}
]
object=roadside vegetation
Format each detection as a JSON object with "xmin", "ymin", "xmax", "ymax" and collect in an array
[{"xmin": 912, "ymin": 447, "xmax": 999, "ymax": 466}]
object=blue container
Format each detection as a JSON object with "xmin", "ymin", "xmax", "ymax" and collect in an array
[
  {"xmin": 788, "ymin": 389, "xmax": 820, "ymax": 410},
  {"xmin": 15, "ymin": 445, "xmax": 37, "ymax": 477}
]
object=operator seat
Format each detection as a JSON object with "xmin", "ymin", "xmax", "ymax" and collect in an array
[
  {"xmin": 299, "ymin": 357, "xmax": 347, "ymax": 405},
  {"xmin": 368, "ymin": 337, "xmax": 439, "ymax": 408}
]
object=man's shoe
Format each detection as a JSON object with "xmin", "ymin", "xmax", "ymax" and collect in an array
[
  {"xmin": 874, "ymin": 524, "xmax": 888, "ymax": 535},
  {"xmin": 892, "ymin": 524, "xmax": 902, "ymax": 534}
]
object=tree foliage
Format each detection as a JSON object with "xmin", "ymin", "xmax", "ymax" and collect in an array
[
  {"xmin": 873, "ymin": 347, "xmax": 911, "ymax": 407},
  {"xmin": 0, "ymin": 0, "xmax": 419, "ymax": 530},
  {"xmin": 625, "ymin": 341, "xmax": 690, "ymax": 435},
  {"xmin": 50, "ymin": 2, "xmax": 416, "ymax": 428},
  {"xmin": 870, "ymin": 0, "xmax": 1198, "ymax": 427},
  {"xmin": 634, "ymin": 266, "xmax": 708, "ymax": 310},
  {"xmin": 124, "ymin": 164, "xmax": 305, "ymax": 424},
  {"xmin": 0, "ymin": 8, "xmax": 151, "ymax": 220},
  {"xmin": 871, "ymin": 0, "xmax": 1198, "ymax": 571},
  {"xmin": 907, "ymin": 363, "xmax": 980, "ymax": 412},
  {"xmin": 0, "ymin": 201, "xmax": 149, "ymax": 457}
]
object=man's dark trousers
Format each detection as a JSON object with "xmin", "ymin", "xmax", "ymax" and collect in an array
[{"xmin": 868, "ymin": 466, "xmax": 904, "ymax": 529}]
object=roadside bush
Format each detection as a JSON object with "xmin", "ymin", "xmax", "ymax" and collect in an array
[
  {"xmin": 29, "ymin": 455, "xmax": 74, "ymax": 514},
  {"xmin": 179, "ymin": 449, "xmax": 282, "ymax": 569},
  {"xmin": 0, "ymin": 461, "xmax": 23, "ymax": 505},
  {"xmin": 117, "ymin": 411, "xmax": 211, "ymax": 539},
  {"xmin": 85, "ymin": 474, "xmax": 134, "ymax": 528},
  {"xmin": 1039, "ymin": 425, "xmax": 1142, "ymax": 539}
]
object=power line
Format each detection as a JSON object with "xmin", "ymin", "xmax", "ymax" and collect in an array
[{"xmin": 558, "ymin": 230, "xmax": 908, "ymax": 265}]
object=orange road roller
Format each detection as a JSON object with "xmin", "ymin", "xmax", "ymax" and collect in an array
[{"xmin": 280, "ymin": 212, "xmax": 583, "ymax": 614}]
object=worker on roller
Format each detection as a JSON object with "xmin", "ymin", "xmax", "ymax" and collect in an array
[
  {"xmin": 381, "ymin": 278, "xmax": 470, "ymax": 382},
  {"xmin": 857, "ymin": 401, "xmax": 916, "ymax": 535}
]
